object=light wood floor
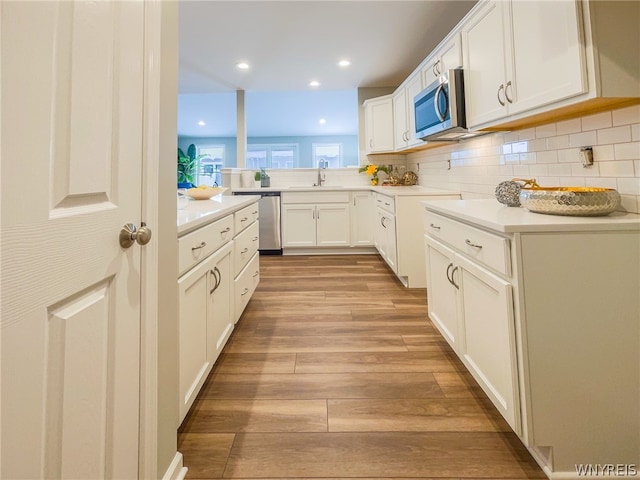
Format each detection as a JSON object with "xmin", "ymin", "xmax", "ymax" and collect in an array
[{"xmin": 178, "ymin": 255, "xmax": 545, "ymax": 479}]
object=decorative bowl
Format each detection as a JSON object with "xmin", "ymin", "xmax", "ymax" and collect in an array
[
  {"xmin": 186, "ymin": 186, "xmax": 228, "ymax": 200},
  {"xmin": 519, "ymin": 186, "xmax": 621, "ymax": 216}
]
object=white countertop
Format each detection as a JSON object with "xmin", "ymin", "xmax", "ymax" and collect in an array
[
  {"xmin": 177, "ymin": 195, "xmax": 260, "ymax": 236},
  {"xmin": 422, "ymin": 199, "xmax": 640, "ymax": 233},
  {"xmin": 232, "ymin": 185, "xmax": 459, "ymax": 197}
]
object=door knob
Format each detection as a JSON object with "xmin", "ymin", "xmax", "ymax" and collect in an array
[{"xmin": 119, "ymin": 222, "xmax": 152, "ymax": 248}]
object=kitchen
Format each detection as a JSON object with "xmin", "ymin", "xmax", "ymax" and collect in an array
[{"xmin": 1, "ymin": 1, "xmax": 639, "ymax": 480}]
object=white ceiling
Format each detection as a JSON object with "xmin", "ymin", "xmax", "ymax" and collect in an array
[{"xmin": 178, "ymin": 1, "xmax": 477, "ymax": 137}]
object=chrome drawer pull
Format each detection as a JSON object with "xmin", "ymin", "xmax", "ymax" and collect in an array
[
  {"xmin": 429, "ymin": 223, "xmax": 441, "ymax": 230},
  {"xmin": 465, "ymin": 239, "xmax": 483, "ymax": 249},
  {"xmin": 241, "ymin": 216, "xmax": 248, "ymax": 222},
  {"xmin": 252, "ymin": 236, "xmax": 259, "ymax": 242},
  {"xmin": 221, "ymin": 227, "xmax": 231, "ymax": 234},
  {"xmin": 241, "ymin": 247, "xmax": 249, "ymax": 254},
  {"xmin": 253, "ymin": 270, "xmax": 259, "ymax": 277},
  {"xmin": 191, "ymin": 241, "xmax": 206, "ymax": 251},
  {"xmin": 241, "ymin": 288, "xmax": 249, "ymax": 296}
]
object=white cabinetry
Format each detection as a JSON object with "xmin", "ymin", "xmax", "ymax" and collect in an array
[
  {"xmin": 423, "ymin": 200, "xmax": 640, "ymax": 475},
  {"xmin": 178, "ymin": 241, "xmax": 233, "ymax": 423},
  {"xmin": 363, "ymin": 95, "xmax": 394, "ymax": 154},
  {"xmin": 393, "ymin": 73, "xmax": 423, "ymax": 150},
  {"xmin": 424, "ymin": 212, "xmax": 518, "ymax": 432},
  {"xmin": 421, "ymin": 33, "xmax": 462, "ymax": 85},
  {"xmin": 350, "ymin": 191, "xmax": 374, "ymax": 246},
  {"xmin": 374, "ymin": 193, "xmax": 398, "ymax": 273},
  {"xmin": 177, "ymin": 199, "xmax": 260, "ymax": 423},
  {"xmin": 462, "ymin": 0, "xmax": 585, "ymax": 127},
  {"xmin": 281, "ymin": 191, "xmax": 351, "ymax": 248},
  {"xmin": 233, "ymin": 203, "xmax": 260, "ymax": 323}
]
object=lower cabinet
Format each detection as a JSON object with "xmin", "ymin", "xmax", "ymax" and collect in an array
[
  {"xmin": 281, "ymin": 191, "xmax": 351, "ymax": 248},
  {"xmin": 424, "ymin": 225, "xmax": 519, "ymax": 433},
  {"xmin": 178, "ymin": 241, "xmax": 233, "ymax": 423},
  {"xmin": 350, "ymin": 191, "xmax": 374, "ymax": 246},
  {"xmin": 374, "ymin": 207, "xmax": 398, "ymax": 273}
]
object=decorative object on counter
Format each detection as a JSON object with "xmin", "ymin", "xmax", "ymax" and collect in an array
[
  {"xmin": 402, "ymin": 170, "xmax": 418, "ymax": 186},
  {"xmin": 260, "ymin": 168, "xmax": 270, "ymax": 187},
  {"xmin": 494, "ymin": 178, "xmax": 537, "ymax": 206},
  {"xmin": 177, "ymin": 189, "xmax": 190, "ymax": 209},
  {"xmin": 359, "ymin": 164, "xmax": 389, "ymax": 186},
  {"xmin": 520, "ymin": 184, "xmax": 621, "ymax": 217},
  {"xmin": 254, "ymin": 171, "xmax": 262, "ymax": 188},
  {"xmin": 177, "ymin": 143, "xmax": 205, "ymax": 187},
  {"xmin": 385, "ymin": 165, "xmax": 401, "ymax": 186},
  {"xmin": 186, "ymin": 186, "xmax": 228, "ymax": 200}
]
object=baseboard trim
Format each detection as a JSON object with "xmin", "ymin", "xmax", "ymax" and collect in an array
[
  {"xmin": 283, "ymin": 247, "xmax": 377, "ymax": 255},
  {"xmin": 162, "ymin": 452, "xmax": 188, "ymax": 480}
]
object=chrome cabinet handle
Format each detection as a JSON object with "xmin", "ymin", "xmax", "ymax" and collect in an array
[
  {"xmin": 252, "ymin": 236, "xmax": 259, "ymax": 242},
  {"xmin": 381, "ymin": 216, "xmax": 387, "ymax": 228},
  {"xmin": 241, "ymin": 288, "xmax": 249, "ymax": 296},
  {"xmin": 505, "ymin": 81, "xmax": 513, "ymax": 104},
  {"xmin": 191, "ymin": 241, "xmax": 206, "ymax": 251},
  {"xmin": 209, "ymin": 266, "xmax": 221, "ymax": 294},
  {"xmin": 429, "ymin": 223, "xmax": 441, "ymax": 230},
  {"xmin": 465, "ymin": 239, "xmax": 483, "ymax": 249},
  {"xmin": 252, "ymin": 210, "xmax": 258, "ymax": 215},
  {"xmin": 241, "ymin": 216, "xmax": 248, "ymax": 222},
  {"xmin": 241, "ymin": 247, "xmax": 249, "ymax": 254},
  {"xmin": 451, "ymin": 266, "xmax": 459, "ymax": 289},
  {"xmin": 446, "ymin": 262, "xmax": 454, "ymax": 285},
  {"xmin": 253, "ymin": 270, "xmax": 259, "ymax": 277},
  {"xmin": 221, "ymin": 227, "xmax": 231, "ymax": 234},
  {"xmin": 497, "ymin": 84, "xmax": 506, "ymax": 106}
]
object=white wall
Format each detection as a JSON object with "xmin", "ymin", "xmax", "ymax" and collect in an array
[{"xmin": 407, "ymin": 105, "xmax": 640, "ymax": 214}]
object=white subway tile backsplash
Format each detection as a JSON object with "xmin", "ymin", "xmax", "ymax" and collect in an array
[
  {"xmin": 556, "ymin": 118, "xmax": 581, "ymax": 135},
  {"xmin": 535, "ymin": 123, "xmax": 557, "ymax": 138},
  {"xmin": 597, "ymin": 126, "xmax": 631, "ymax": 145},
  {"xmin": 581, "ymin": 111, "xmax": 612, "ymax": 131},
  {"xmin": 612, "ymin": 105, "xmax": 640, "ymax": 126},
  {"xmin": 617, "ymin": 177, "xmax": 640, "ymax": 195},
  {"xmin": 598, "ymin": 160, "xmax": 635, "ymax": 177},
  {"xmin": 569, "ymin": 130, "xmax": 597, "ymax": 148},
  {"xmin": 411, "ymin": 107, "xmax": 639, "ymax": 214},
  {"xmin": 593, "ymin": 144, "xmax": 615, "ymax": 161}
]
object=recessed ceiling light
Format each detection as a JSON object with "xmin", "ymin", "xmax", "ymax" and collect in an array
[
  {"xmin": 338, "ymin": 60, "xmax": 351, "ymax": 67},
  {"xmin": 319, "ymin": 118, "xmax": 326, "ymax": 124},
  {"xmin": 309, "ymin": 80, "xmax": 320, "ymax": 87},
  {"xmin": 236, "ymin": 62, "xmax": 249, "ymax": 70},
  {"xmin": 198, "ymin": 120, "xmax": 206, "ymax": 126}
]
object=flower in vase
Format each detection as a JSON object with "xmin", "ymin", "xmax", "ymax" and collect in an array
[{"xmin": 358, "ymin": 164, "xmax": 389, "ymax": 185}]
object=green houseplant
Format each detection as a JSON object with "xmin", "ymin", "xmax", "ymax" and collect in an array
[{"xmin": 177, "ymin": 143, "xmax": 205, "ymax": 187}]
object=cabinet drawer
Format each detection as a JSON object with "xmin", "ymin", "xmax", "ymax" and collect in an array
[
  {"xmin": 282, "ymin": 191, "xmax": 350, "ymax": 204},
  {"xmin": 178, "ymin": 215, "xmax": 233, "ymax": 276},
  {"xmin": 234, "ymin": 202, "xmax": 259, "ymax": 234},
  {"xmin": 375, "ymin": 193, "xmax": 395, "ymax": 214},
  {"xmin": 235, "ymin": 252, "xmax": 260, "ymax": 321},
  {"xmin": 234, "ymin": 221, "xmax": 259, "ymax": 276},
  {"xmin": 424, "ymin": 211, "xmax": 510, "ymax": 276}
]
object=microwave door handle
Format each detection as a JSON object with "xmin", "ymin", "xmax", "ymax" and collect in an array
[{"xmin": 433, "ymin": 83, "xmax": 448, "ymax": 122}]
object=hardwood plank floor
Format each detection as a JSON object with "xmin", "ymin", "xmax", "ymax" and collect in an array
[{"xmin": 178, "ymin": 254, "xmax": 545, "ymax": 479}]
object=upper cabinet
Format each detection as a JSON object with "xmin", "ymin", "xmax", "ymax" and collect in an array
[
  {"xmin": 461, "ymin": 0, "xmax": 586, "ymax": 128},
  {"xmin": 393, "ymin": 72, "xmax": 423, "ymax": 150},
  {"xmin": 363, "ymin": 95, "xmax": 394, "ymax": 154},
  {"xmin": 421, "ymin": 33, "xmax": 462, "ymax": 86}
]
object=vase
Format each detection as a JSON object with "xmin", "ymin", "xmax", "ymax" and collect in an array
[{"xmin": 370, "ymin": 177, "xmax": 379, "ymax": 186}]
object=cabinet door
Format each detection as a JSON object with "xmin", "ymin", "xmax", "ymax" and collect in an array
[
  {"xmin": 509, "ymin": 0, "xmax": 585, "ymax": 114},
  {"xmin": 316, "ymin": 203, "xmax": 350, "ymax": 246},
  {"xmin": 456, "ymin": 254, "xmax": 520, "ymax": 433},
  {"xmin": 375, "ymin": 209, "xmax": 397, "ymax": 273},
  {"xmin": 282, "ymin": 204, "xmax": 316, "ymax": 246},
  {"xmin": 392, "ymin": 88, "xmax": 408, "ymax": 150},
  {"xmin": 440, "ymin": 33, "xmax": 462, "ymax": 72},
  {"xmin": 178, "ymin": 257, "xmax": 212, "ymax": 422},
  {"xmin": 364, "ymin": 97, "xmax": 394, "ymax": 153},
  {"xmin": 424, "ymin": 236, "xmax": 460, "ymax": 350},
  {"xmin": 462, "ymin": 0, "xmax": 510, "ymax": 127},
  {"xmin": 351, "ymin": 191, "xmax": 374, "ymax": 246},
  {"xmin": 405, "ymin": 73, "xmax": 424, "ymax": 147},
  {"xmin": 207, "ymin": 244, "xmax": 233, "ymax": 365}
]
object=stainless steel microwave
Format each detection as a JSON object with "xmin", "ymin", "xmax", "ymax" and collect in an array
[{"xmin": 414, "ymin": 68, "xmax": 479, "ymax": 142}]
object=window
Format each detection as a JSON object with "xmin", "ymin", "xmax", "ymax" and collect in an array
[
  {"xmin": 247, "ymin": 144, "xmax": 299, "ymax": 169},
  {"xmin": 313, "ymin": 143, "xmax": 343, "ymax": 168},
  {"xmin": 196, "ymin": 145, "xmax": 225, "ymax": 186}
]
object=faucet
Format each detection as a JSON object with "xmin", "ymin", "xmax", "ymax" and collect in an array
[{"xmin": 315, "ymin": 161, "xmax": 326, "ymax": 186}]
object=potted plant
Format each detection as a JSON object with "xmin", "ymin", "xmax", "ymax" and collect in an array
[
  {"xmin": 254, "ymin": 171, "xmax": 262, "ymax": 188},
  {"xmin": 177, "ymin": 143, "xmax": 205, "ymax": 188}
]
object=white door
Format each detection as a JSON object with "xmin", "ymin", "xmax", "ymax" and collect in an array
[{"xmin": 1, "ymin": 2, "xmax": 145, "ymax": 479}]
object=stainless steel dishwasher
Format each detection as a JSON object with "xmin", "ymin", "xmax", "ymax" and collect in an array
[{"xmin": 234, "ymin": 191, "xmax": 282, "ymax": 255}]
